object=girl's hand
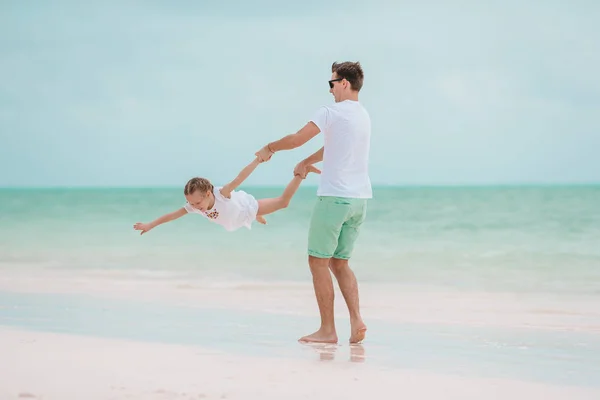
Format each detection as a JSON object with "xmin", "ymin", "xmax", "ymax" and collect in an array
[{"xmin": 133, "ymin": 222, "xmax": 153, "ymax": 235}]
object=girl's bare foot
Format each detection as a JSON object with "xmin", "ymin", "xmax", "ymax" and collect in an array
[{"xmin": 256, "ymin": 215, "xmax": 267, "ymax": 224}]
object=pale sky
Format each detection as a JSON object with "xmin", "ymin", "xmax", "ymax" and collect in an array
[{"xmin": 1, "ymin": 1, "xmax": 599, "ymax": 187}]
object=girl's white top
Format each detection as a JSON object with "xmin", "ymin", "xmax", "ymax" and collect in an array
[{"xmin": 184, "ymin": 187, "xmax": 259, "ymax": 231}]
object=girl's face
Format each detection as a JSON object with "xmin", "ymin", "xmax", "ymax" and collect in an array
[{"xmin": 185, "ymin": 190, "xmax": 213, "ymax": 212}]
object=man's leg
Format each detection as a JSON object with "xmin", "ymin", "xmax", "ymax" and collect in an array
[
  {"xmin": 329, "ymin": 199, "xmax": 368, "ymax": 343},
  {"xmin": 299, "ymin": 197, "xmax": 350, "ymax": 344},
  {"xmin": 298, "ymin": 255, "xmax": 338, "ymax": 343},
  {"xmin": 329, "ymin": 258, "xmax": 366, "ymax": 343}
]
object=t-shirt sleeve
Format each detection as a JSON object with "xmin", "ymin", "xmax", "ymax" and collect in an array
[
  {"xmin": 183, "ymin": 203, "xmax": 195, "ymax": 213},
  {"xmin": 309, "ymin": 106, "xmax": 330, "ymax": 133}
]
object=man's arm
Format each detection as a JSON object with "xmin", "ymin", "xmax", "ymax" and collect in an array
[
  {"xmin": 293, "ymin": 147, "xmax": 324, "ymax": 178},
  {"xmin": 220, "ymin": 157, "xmax": 261, "ymax": 199},
  {"xmin": 256, "ymin": 121, "xmax": 321, "ymax": 161},
  {"xmin": 269, "ymin": 121, "xmax": 321, "ymax": 151},
  {"xmin": 303, "ymin": 146, "xmax": 324, "ymax": 165}
]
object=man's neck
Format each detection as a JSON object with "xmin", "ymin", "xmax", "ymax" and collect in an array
[{"xmin": 339, "ymin": 92, "xmax": 359, "ymax": 102}]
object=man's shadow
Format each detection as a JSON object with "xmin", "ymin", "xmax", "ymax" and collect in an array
[{"xmin": 300, "ymin": 342, "xmax": 366, "ymax": 363}]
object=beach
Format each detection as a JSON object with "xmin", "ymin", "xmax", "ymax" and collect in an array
[
  {"xmin": 3, "ymin": 326, "xmax": 600, "ymax": 400},
  {"xmin": 1, "ymin": 186, "xmax": 600, "ymax": 399},
  {"xmin": 3, "ymin": 0, "xmax": 600, "ymax": 397},
  {"xmin": 2, "ymin": 268, "xmax": 600, "ymax": 400}
]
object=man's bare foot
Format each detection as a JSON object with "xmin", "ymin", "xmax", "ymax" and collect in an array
[
  {"xmin": 349, "ymin": 323, "xmax": 367, "ymax": 344},
  {"xmin": 256, "ymin": 215, "xmax": 267, "ymax": 224},
  {"xmin": 298, "ymin": 329, "xmax": 338, "ymax": 344}
]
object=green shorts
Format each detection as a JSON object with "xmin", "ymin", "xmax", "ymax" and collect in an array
[{"xmin": 307, "ymin": 196, "xmax": 368, "ymax": 260}]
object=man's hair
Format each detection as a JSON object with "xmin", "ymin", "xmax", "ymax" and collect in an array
[
  {"xmin": 184, "ymin": 177, "xmax": 213, "ymax": 196},
  {"xmin": 331, "ymin": 61, "xmax": 364, "ymax": 92}
]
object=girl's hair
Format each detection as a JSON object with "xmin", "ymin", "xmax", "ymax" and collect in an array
[{"xmin": 184, "ymin": 177, "xmax": 213, "ymax": 196}]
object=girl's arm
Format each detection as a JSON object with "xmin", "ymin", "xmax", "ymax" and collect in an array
[
  {"xmin": 133, "ymin": 207, "xmax": 187, "ymax": 235},
  {"xmin": 220, "ymin": 157, "xmax": 261, "ymax": 199}
]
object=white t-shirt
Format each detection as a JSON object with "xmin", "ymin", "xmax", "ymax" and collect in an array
[
  {"xmin": 310, "ymin": 100, "xmax": 372, "ymax": 199},
  {"xmin": 184, "ymin": 187, "xmax": 259, "ymax": 231}
]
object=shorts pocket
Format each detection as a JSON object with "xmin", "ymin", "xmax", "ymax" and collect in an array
[{"xmin": 333, "ymin": 197, "xmax": 352, "ymax": 205}]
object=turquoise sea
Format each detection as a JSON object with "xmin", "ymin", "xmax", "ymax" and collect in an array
[{"xmin": 1, "ymin": 185, "xmax": 599, "ymax": 292}]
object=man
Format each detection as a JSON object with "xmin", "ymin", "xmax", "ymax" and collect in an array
[{"xmin": 256, "ymin": 61, "xmax": 372, "ymax": 344}]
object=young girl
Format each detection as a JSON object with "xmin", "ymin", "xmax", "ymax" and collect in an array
[{"xmin": 133, "ymin": 157, "xmax": 320, "ymax": 234}]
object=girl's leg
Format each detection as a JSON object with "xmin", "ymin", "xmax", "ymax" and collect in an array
[
  {"xmin": 257, "ymin": 166, "xmax": 320, "ymax": 216},
  {"xmin": 257, "ymin": 175, "xmax": 303, "ymax": 216}
]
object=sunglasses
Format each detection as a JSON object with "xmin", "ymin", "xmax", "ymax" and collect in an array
[{"xmin": 328, "ymin": 78, "xmax": 343, "ymax": 88}]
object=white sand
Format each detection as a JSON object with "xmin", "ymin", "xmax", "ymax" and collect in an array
[{"xmin": 2, "ymin": 327, "xmax": 599, "ymax": 400}]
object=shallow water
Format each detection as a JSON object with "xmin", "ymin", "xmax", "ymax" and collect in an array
[{"xmin": 2, "ymin": 290, "xmax": 599, "ymax": 388}]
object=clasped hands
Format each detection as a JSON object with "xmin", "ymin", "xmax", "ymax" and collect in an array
[{"xmin": 255, "ymin": 144, "xmax": 312, "ymax": 178}]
